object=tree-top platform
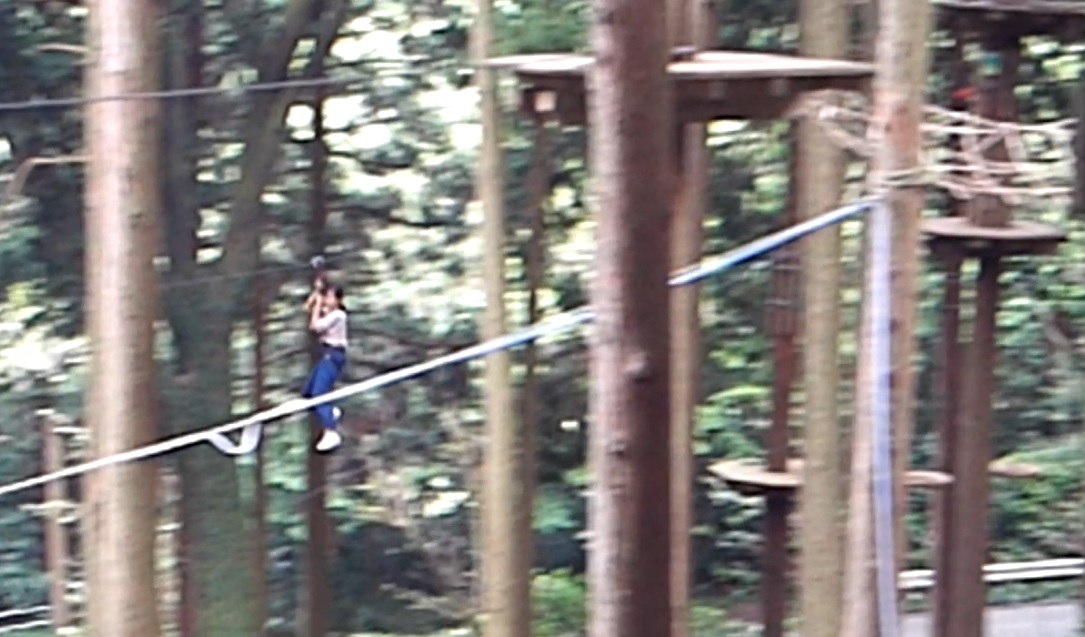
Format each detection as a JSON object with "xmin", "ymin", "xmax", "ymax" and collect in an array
[
  {"xmin": 933, "ymin": 0, "xmax": 1085, "ymax": 38},
  {"xmin": 482, "ymin": 51, "xmax": 873, "ymax": 125}
]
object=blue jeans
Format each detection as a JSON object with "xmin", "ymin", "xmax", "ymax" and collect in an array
[{"xmin": 302, "ymin": 344, "xmax": 346, "ymax": 430}]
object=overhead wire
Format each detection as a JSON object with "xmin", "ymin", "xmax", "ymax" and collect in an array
[
  {"xmin": 156, "ymin": 251, "xmax": 355, "ymax": 292},
  {"xmin": 0, "ymin": 199, "xmax": 875, "ymax": 499},
  {"xmin": 0, "ymin": 58, "xmax": 442, "ymax": 114}
]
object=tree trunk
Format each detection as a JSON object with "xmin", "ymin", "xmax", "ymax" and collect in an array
[
  {"xmin": 842, "ymin": 0, "xmax": 931, "ymax": 631},
  {"xmin": 304, "ymin": 85, "xmax": 331, "ymax": 637},
  {"xmin": 796, "ymin": 0, "xmax": 847, "ymax": 634},
  {"xmin": 156, "ymin": 3, "xmax": 346, "ymax": 635},
  {"xmin": 253, "ymin": 249, "xmax": 269, "ymax": 637},
  {"xmin": 586, "ymin": 0, "xmax": 673, "ymax": 634},
  {"xmin": 82, "ymin": 0, "xmax": 163, "ymax": 634},
  {"xmin": 473, "ymin": 0, "xmax": 532, "ymax": 634}
]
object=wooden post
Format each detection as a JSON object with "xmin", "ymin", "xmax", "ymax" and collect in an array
[
  {"xmin": 667, "ymin": 3, "xmax": 713, "ymax": 636},
  {"xmin": 305, "ymin": 82, "xmax": 331, "ymax": 637},
  {"xmin": 944, "ymin": 256, "xmax": 1001, "ymax": 637},
  {"xmin": 763, "ymin": 133, "xmax": 800, "ymax": 637},
  {"xmin": 83, "ymin": 0, "xmax": 163, "ymax": 633},
  {"xmin": 520, "ymin": 109, "xmax": 551, "ymax": 588},
  {"xmin": 931, "ymin": 249, "xmax": 963, "ymax": 637},
  {"xmin": 41, "ymin": 414, "xmax": 72, "ymax": 629},
  {"xmin": 796, "ymin": 0, "xmax": 848, "ymax": 634},
  {"xmin": 474, "ymin": 1, "xmax": 532, "ymax": 635},
  {"xmin": 587, "ymin": 0, "xmax": 673, "ymax": 633}
]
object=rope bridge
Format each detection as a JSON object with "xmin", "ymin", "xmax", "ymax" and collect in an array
[{"xmin": 797, "ymin": 90, "xmax": 1076, "ymax": 203}]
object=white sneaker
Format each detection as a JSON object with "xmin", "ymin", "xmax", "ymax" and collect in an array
[
  {"xmin": 332, "ymin": 406, "xmax": 343, "ymax": 422},
  {"xmin": 315, "ymin": 429, "xmax": 342, "ymax": 452}
]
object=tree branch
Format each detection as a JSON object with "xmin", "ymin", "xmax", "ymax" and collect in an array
[
  {"xmin": 218, "ymin": 0, "xmax": 348, "ymax": 285},
  {"xmin": 2, "ymin": 155, "xmax": 87, "ymax": 209}
]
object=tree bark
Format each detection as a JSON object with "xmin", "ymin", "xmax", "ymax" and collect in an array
[
  {"xmin": 842, "ymin": 0, "xmax": 931, "ymax": 632},
  {"xmin": 796, "ymin": 0, "xmax": 847, "ymax": 634},
  {"xmin": 473, "ymin": 0, "xmax": 532, "ymax": 634},
  {"xmin": 82, "ymin": 0, "xmax": 163, "ymax": 634},
  {"xmin": 586, "ymin": 0, "xmax": 673, "ymax": 634}
]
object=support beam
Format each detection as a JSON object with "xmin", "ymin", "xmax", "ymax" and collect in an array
[
  {"xmin": 945, "ymin": 256, "xmax": 1001, "ymax": 637},
  {"xmin": 587, "ymin": 0, "xmax": 673, "ymax": 632}
]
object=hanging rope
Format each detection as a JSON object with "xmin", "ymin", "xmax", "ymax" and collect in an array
[{"xmin": 0, "ymin": 199, "xmax": 875, "ymax": 497}]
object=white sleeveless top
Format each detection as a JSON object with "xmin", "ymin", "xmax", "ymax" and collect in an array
[{"xmin": 313, "ymin": 309, "xmax": 348, "ymax": 348}]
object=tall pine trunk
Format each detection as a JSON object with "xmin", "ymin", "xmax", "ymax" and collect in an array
[
  {"xmin": 83, "ymin": 0, "xmax": 163, "ymax": 634},
  {"xmin": 586, "ymin": 0, "xmax": 673, "ymax": 634},
  {"xmin": 796, "ymin": 0, "xmax": 847, "ymax": 634},
  {"xmin": 842, "ymin": 0, "xmax": 931, "ymax": 632}
]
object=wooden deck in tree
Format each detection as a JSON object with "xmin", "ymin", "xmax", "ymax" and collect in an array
[{"xmin": 483, "ymin": 50, "xmax": 873, "ymax": 124}]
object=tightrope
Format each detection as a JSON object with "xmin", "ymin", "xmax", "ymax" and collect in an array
[{"xmin": 0, "ymin": 200, "xmax": 873, "ymax": 499}]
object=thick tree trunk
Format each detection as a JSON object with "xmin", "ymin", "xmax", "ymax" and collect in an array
[
  {"xmin": 796, "ymin": 0, "xmax": 847, "ymax": 634},
  {"xmin": 82, "ymin": 0, "xmax": 163, "ymax": 634},
  {"xmin": 473, "ymin": 0, "xmax": 532, "ymax": 634},
  {"xmin": 842, "ymin": 0, "xmax": 930, "ymax": 632},
  {"xmin": 586, "ymin": 0, "xmax": 673, "ymax": 634}
]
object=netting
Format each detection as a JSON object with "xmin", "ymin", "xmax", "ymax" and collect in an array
[{"xmin": 797, "ymin": 89, "xmax": 1076, "ymax": 202}]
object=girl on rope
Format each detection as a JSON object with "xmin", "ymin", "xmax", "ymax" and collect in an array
[{"xmin": 303, "ymin": 278, "xmax": 348, "ymax": 452}]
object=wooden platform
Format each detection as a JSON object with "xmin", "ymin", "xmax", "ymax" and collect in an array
[
  {"xmin": 934, "ymin": 0, "xmax": 1085, "ymax": 39},
  {"xmin": 483, "ymin": 51, "xmax": 873, "ymax": 125},
  {"xmin": 709, "ymin": 457, "xmax": 1041, "ymax": 496},
  {"xmin": 708, "ymin": 459, "xmax": 953, "ymax": 496},
  {"xmin": 922, "ymin": 217, "xmax": 1066, "ymax": 259}
]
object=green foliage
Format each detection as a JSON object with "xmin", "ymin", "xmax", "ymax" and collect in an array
[
  {"xmin": 494, "ymin": 0, "xmax": 588, "ymax": 54},
  {"xmin": 532, "ymin": 570, "xmax": 586, "ymax": 637},
  {"xmin": 531, "ymin": 570, "xmax": 758, "ymax": 637},
  {"xmin": 1, "ymin": 0, "xmax": 1085, "ymax": 631}
]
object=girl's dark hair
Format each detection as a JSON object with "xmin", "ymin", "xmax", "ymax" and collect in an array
[{"xmin": 327, "ymin": 284, "xmax": 347, "ymax": 313}]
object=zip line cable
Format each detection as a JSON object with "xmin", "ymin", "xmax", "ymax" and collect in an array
[
  {"xmin": 156, "ymin": 251, "xmax": 355, "ymax": 292},
  {"xmin": 0, "ymin": 60, "xmax": 438, "ymax": 114},
  {"xmin": 0, "ymin": 200, "xmax": 873, "ymax": 499}
]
